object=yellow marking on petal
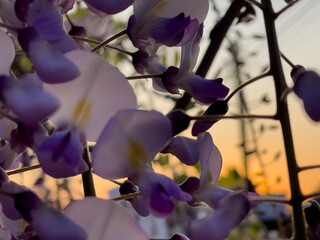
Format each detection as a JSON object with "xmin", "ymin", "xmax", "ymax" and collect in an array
[
  {"xmin": 148, "ymin": 0, "xmax": 167, "ymax": 18},
  {"xmin": 129, "ymin": 140, "xmax": 148, "ymax": 168},
  {"xmin": 71, "ymin": 97, "xmax": 93, "ymax": 127}
]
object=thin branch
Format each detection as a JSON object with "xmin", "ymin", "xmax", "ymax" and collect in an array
[
  {"xmin": 190, "ymin": 114, "xmax": 277, "ymax": 121},
  {"xmin": 299, "ymin": 164, "xmax": 320, "ymax": 172},
  {"xmin": 0, "ymin": 110, "xmax": 20, "ymax": 123},
  {"xmin": 0, "ymin": 22, "xmax": 20, "ymax": 32},
  {"xmin": 81, "ymin": 146, "xmax": 96, "ymax": 197},
  {"xmin": 110, "ymin": 180, "xmax": 122, "ymax": 186},
  {"xmin": 244, "ymin": 0, "xmax": 263, "ymax": 10},
  {"xmin": 280, "ymin": 52, "xmax": 296, "ymax": 68},
  {"xmin": 249, "ymin": 195, "xmax": 291, "ymax": 205},
  {"xmin": 126, "ymin": 74, "xmax": 163, "ymax": 80},
  {"xmin": 15, "ymin": 50, "xmax": 24, "ymax": 55},
  {"xmin": 225, "ymin": 71, "xmax": 271, "ymax": 102},
  {"xmin": 111, "ymin": 192, "xmax": 141, "ymax": 201},
  {"xmin": 91, "ymin": 29, "xmax": 127, "ymax": 53},
  {"xmin": 72, "ymin": 36, "xmax": 133, "ymax": 56},
  {"xmin": 6, "ymin": 164, "xmax": 41, "ymax": 175},
  {"xmin": 303, "ymin": 190, "xmax": 320, "ymax": 201},
  {"xmin": 276, "ymin": 0, "xmax": 302, "ymax": 18},
  {"xmin": 280, "ymin": 87, "xmax": 293, "ymax": 102}
]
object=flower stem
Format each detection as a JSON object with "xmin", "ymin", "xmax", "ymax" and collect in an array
[
  {"xmin": 0, "ymin": 22, "xmax": 20, "ymax": 32},
  {"xmin": 299, "ymin": 164, "xmax": 320, "ymax": 172},
  {"xmin": 280, "ymin": 52, "xmax": 296, "ymax": 68},
  {"xmin": 72, "ymin": 36, "xmax": 134, "ymax": 56},
  {"xmin": 91, "ymin": 29, "xmax": 127, "ymax": 53},
  {"xmin": 276, "ymin": 0, "xmax": 302, "ymax": 18},
  {"xmin": 225, "ymin": 71, "xmax": 271, "ymax": 102},
  {"xmin": 126, "ymin": 74, "xmax": 163, "ymax": 80},
  {"xmin": 190, "ymin": 114, "xmax": 277, "ymax": 121},
  {"xmin": 6, "ymin": 164, "xmax": 41, "ymax": 175},
  {"xmin": 262, "ymin": 1, "xmax": 308, "ymax": 239},
  {"xmin": 81, "ymin": 146, "xmax": 96, "ymax": 197},
  {"xmin": 249, "ymin": 195, "xmax": 290, "ymax": 205},
  {"xmin": 111, "ymin": 192, "xmax": 141, "ymax": 201}
]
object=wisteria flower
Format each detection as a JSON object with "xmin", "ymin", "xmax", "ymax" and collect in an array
[
  {"xmin": 178, "ymin": 132, "xmax": 250, "ymax": 239},
  {"xmin": 18, "ymin": 27, "xmax": 80, "ymax": 84},
  {"xmin": 127, "ymin": 0, "xmax": 209, "ymax": 56},
  {"xmin": 83, "ymin": 0, "xmax": 134, "ymax": 15},
  {"xmin": 291, "ymin": 65, "xmax": 320, "ymax": 122},
  {"xmin": 155, "ymin": 26, "xmax": 229, "ymax": 105},
  {"xmin": 35, "ymin": 50, "xmax": 137, "ymax": 178},
  {"xmin": 92, "ymin": 109, "xmax": 191, "ymax": 216},
  {"xmin": 13, "ymin": 190, "xmax": 87, "ymax": 240}
]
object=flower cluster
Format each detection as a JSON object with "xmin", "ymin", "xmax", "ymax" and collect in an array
[{"xmin": 1, "ymin": 0, "xmax": 314, "ymax": 239}]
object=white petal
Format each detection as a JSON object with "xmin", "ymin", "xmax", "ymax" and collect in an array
[
  {"xmin": 65, "ymin": 197, "xmax": 149, "ymax": 240},
  {"xmin": 0, "ymin": 30, "xmax": 14, "ymax": 76},
  {"xmin": 44, "ymin": 50, "xmax": 137, "ymax": 141}
]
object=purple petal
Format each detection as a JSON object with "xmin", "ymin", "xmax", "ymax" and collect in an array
[
  {"xmin": 176, "ymin": 75, "xmax": 229, "ymax": 105},
  {"xmin": 32, "ymin": 9, "xmax": 78, "ymax": 53},
  {"xmin": 44, "ymin": 50, "xmax": 137, "ymax": 141},
  {"xmin": 0, "ymin": 181, "xmax": 26, "ymax": 220},
  {"xmin": 92, "ymin": 109, "xmax": 171, "ymax": 179},
  {"xmin": 150, "ymin": 13, "xmax": 192, "ymax": 47},
  {"xmin": 192, "ymin": 100, "xmax": 229, "ymax": 136},
  {"xmin": 293, "ymin": 69, "xmax": 320, "ymax": 122},
  {"xmin": 166, "ymin": 110, "xmax": 191, "ymax": 136},
  {"xmin": 162, "ymin": 66, "xmax": 180, "ymax": 94},
  {"xmin": 198, "ymin": 185, "xmax": 233, "ymax": 209},
  {"xmin": 35, "ymin": 129, "xmax": 88, "ymax": 178},
  {"xmin": 191, "ymin": 193, "xmax": 250, "ymax": 240},
  {"xmin": 1, "ymin": 75, "xmax": 60, "ymax": 124},
  {"xmin": 138, "ymin": 171, "xmax": 192, "ymax": 217},
  {"xmin": 14, "ymin": 191, "xmax": 87, "ymax": 240},
  {"xmin": 132, "ymin": 51, "xmax": 149, "ymax": 74},
  {"xmin": 84, "ymin": 0, "xmax": 134, "ymax": 15},
  {"xmin": 65, "ymin": 197, "xmax": 149, "ymax": 240},
  {"xmin": 18, "ymin": 27, "xmax": 80, "ymax": 83},
  {"xmin": 167, "ymin": 137, "xmax": 199, "ymax": 166},
  {"xmin": 197, "ymin": 132, "xmax": 222, "ymax": 187},
  {"xmin": 0, "ymin": 30, "xmax": 15, "ymax": 76},
  {"xmin": 119, "ymin": 180, "xmax": 150, "ymax": 217}
]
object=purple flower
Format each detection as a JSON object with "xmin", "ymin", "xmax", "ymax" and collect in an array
[
  {"xmin": 0, "ymin": 74, "xmax": 60, "ymax": 124},
  {"xmin": 92, "ymin": 109, "xmax": 191, "ymax": 216},
  {"xmin": 92, "ymin": 109, "xmax": 172, "ymax": 179},
  {"xmin": 83, "ymin": 0, "xmax": 134, "ymax": 15},
  {"xmin": 127, "ymin": 0, "xmax": 209, "ymax": 55},
  {"xmin": 137, "ymin": 171, "xmax": 191, "ymax": 217},
  {"xmin": 15, "ymin": 0, "xmax": 78, "ymax": 53},
  {"xmin": 44, "ymin": 50, "xmax": 137, "ymax": 142},
  {"xmin": 14, "ymin": 191, "xmax": 87, "ymax": 240},
  {"xmin": 162, "ymin": 136, "xmax": 199, "ymax": 166},
  {"xmin": 191, "ymin": 193, "xmax": 250, "ymax": 240},
  {"xmin": 291, "ymin": 65, "xmax": 320, "ymax": 122},
  {"xmin": 35, "ymin": 129, "xmax": 88, "ymax": 178},
  {"xmin": 18, "ymin": 27, "xmax": 80, "ymax": 84},
  {"xmin": 192, "ymin": 100, "xmax": 229, "ymax": 136}
]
